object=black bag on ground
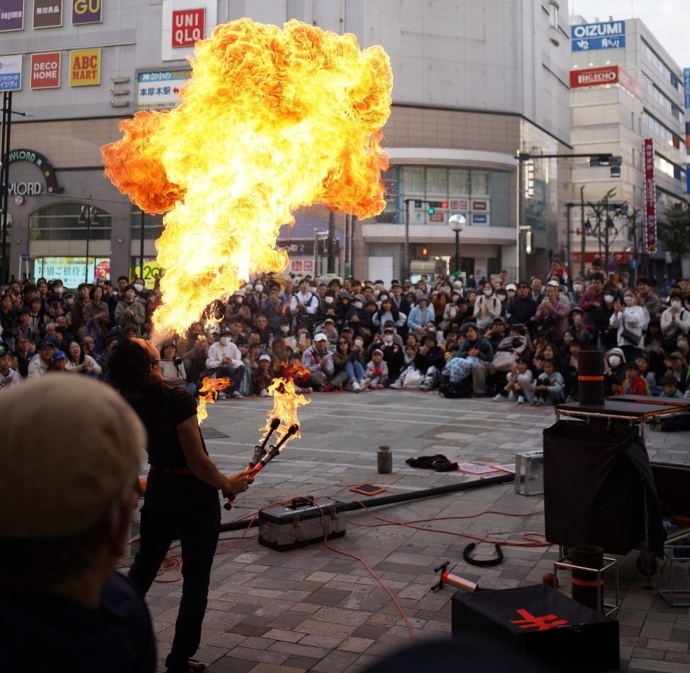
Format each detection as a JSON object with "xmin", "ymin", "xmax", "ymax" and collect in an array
[{"xmin": 439, "ymin": 379, "xmax": 473, "ymax": 398}]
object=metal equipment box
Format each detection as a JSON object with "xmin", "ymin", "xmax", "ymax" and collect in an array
[
  {"xmin": 515, "ymin": 450, "xmax": 543, "ymax": 496},
  {"xmin": 258, "ymin": 497, "xmax": 346, "ymax": 551}
]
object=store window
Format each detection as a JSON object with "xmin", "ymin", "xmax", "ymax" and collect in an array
[
  {"xmin": 375, "ymin": 165, "xmax": 511, "ymax": 227},
  {"xmin": 30, "ymin": 203, "xmax": 111, "ymax": 241}
]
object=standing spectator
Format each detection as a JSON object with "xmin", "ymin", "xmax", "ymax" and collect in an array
[
  {"xmin": 529, "ymin": 278, "xmax": 544, "ymax": 304},
  {"xmin": 114, "ymin": 285, "xmax": 146, "ymax": 337},
  {"xmin": 69, "ymin": 283, "xmax": 92, "ymax": 336},
  {"xmin": 290, "ymin": 278, "xmax": 319, "ymax": 333},
  {"xmin": 81, "ymin": 284, "xmax": 111, "ymax": 353},
  {"xmin": 0, "ymin": 376, "xmax": 156, "ymax": 673},
  {"xmin": 636, "ymin": 276, "xmax": 662, "ymax": 321},
  {"xmin": 579, "ymin": 272, "xmax": 606, "ymax": 324},
  {"xmin": 12, "ymin": 336, "xmax": 33, "ymax": 379},
  {"xmin": 473, "ymin": 284, "xmax": 501, "ymax": 333},
  {"xmin": 534, "ymin": 281, "xmax": 568, "ymax": 344},
  {"xmin": 660, "ymin": 289, "xmax": 690, "ymax": 351},
  {"xmin": 0, "ymin": 344, "xmax": 21, "ymax": 389},
  {"xmin": 506, "ymin": 282, "xmax": 537, "ymax": 332},
  {"xmin": 610, "ymin": 289, "xmax": 645, "ymax": 362}
]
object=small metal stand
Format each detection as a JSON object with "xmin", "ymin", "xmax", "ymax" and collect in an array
[
  {"xmin": 514, "ymin": 450, "xmax": 543, "ymax": 496},
  {"xmin": 554, "ymin": 555, "xmax": 620, "ymax": 617},
  {"xmin": 656, "ymin": 530, "xmax": 690, "ymax": 607}
]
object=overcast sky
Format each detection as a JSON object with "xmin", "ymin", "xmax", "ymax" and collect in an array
[{"xmin": 570, "ymin": 0, "xmax": 689, "ymax": 70}]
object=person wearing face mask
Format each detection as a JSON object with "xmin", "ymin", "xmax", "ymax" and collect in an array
[
  {"xmin": 610, "ymin": 289, "xmax": 645, "ymax": 361},
  {"xmin": 604, "ymin": 347, "xmax": 627, "ymax": 395},
  {"xmin": 569, "ymin": 277, "xmax": 586, "ymax": 307},
  {"xmin": 114, "ymin": 285, "xmax": 146, "ymax": 337},
  {"xmin": 473, "ymin": 284, "xmax": 502, "ymax": 334},
  {"xmin": 660, "ymin": 290, "xmax": 690, "ymax": 352},
  {"xmin": 315, "ymin": 289, "xmax": 338, "ymax": 325},
  {"xmin": 203, "ymin": 326, "xmax": 251, "ymax": 398},
  {"xmin": 344, "ymin": 293, "xmax": 374, "ymax": 344}
]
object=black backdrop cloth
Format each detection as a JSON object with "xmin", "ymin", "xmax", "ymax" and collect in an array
[{"xmin": 544, "ymin": 420, "xmax": 665, "ymax": 558}]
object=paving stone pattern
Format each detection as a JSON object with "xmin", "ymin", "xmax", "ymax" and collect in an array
[{"xmin": 123, "ymin": 391, "xmax": 690, "ymax": 673}]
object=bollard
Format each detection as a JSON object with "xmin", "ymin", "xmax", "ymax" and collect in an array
[
  {"xmin": 570, "ymin": 544, "xmax": 605, "ymax": 611},
  {"xmin": 578, "ymin": 350, "xmax": 605, "ymax": 406},
  {"xmin": 377, "ymin": 445, "xmax": 392, "ymax": 474}
]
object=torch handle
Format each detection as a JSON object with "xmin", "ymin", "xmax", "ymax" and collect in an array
[{"xmin": 223, "ymin": 464, "xmax": 263, "ymax": 510}]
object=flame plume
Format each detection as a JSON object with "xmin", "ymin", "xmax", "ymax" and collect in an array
[
  {"xmin": 197, "ymin": 376, "xmax": 231, "ymax": 424},
  {"xmin": 261, "ymin": 361, "xmax": 311, "ymax": 450},
  {"xmin": 102, "ymin": 18, "xmax": 393, "ymax": 336}
]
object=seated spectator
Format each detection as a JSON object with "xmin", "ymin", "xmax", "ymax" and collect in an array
[
  {"xmin": 635, "ymin": 354, "xmax": 661, "ymax": 396},
  {"xmin": 251, "ymin": 353, "xmax": 274, "ymax": 397},
  {"xmin": 407, "ymin": 295, "xmax": 435, "ymax": 340},
  {"xmin": 499, "ymin": 356, "xmax": 533, "ymax": 404},
  {"xmin": 604, "ymin": 347, "xmax": 626, "ymax": 396},
  {"xmin": 50, "ymin": 350, "xmax": 69, "ymax": 373},
  {"xmin": 534, "ymin": 281, "xmax": 568, "ymax": 344},
  {"xmin": 664, "ymin": 351, "xmax": 689, "ymax": 393},
  {"xmin": 65, "ymin": 341, "xmax": 102, "ymax": 377},
  {"xmin": 414, "ymin": 331, "xmax": 446, "ymax": 391},
  {"xmin": 530, "ymin": 359, "xmax": 564, "ymax": 406},
  {"xmin": 567, "ymin": 307, "xmax": 592, "ymax": 348},
  {"xmin": 301, "ymin": 332, "xmax": 340, "ymax": 392},
  {"xmin": 443, "ymin": 323, "xmax": 493, "ymax": 389},
  {"xmin": 618, "ymin": 360, "xmax": 650, "ymax": 396},
  {"xmin": 659, "ymin": 376, "xmax": 683, "ymax": 399},
  {"xmin": 380, "ymin": 327, "xmax": 404, "ymax": 384},
  {"xmin": 473, "ymin": 284, "xmax": 501, "ymax": 334},
  {"xmin": 204, "ymin": 325, "xmax": 251, "ymax": 398},
  {"xmin": 365, "ymin": 348, "xmax": 389, "ymax": 389},
  {"xmin": 389, "ymin": 343, "xmax": 420, "ymax": 389},
  {"xmin": 332, "ymin": 337, "xmax": 366, "ymax": 391}
]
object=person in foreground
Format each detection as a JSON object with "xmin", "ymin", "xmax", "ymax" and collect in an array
[
  {"xmin": 107, "ymin": 337, "xmax": 254, "ymax": 673},
  {"xmin": 0, "ymin": 375, "xmax": 155, "ymax": 673}
]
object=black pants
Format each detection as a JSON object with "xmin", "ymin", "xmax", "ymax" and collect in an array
[{"xmin": 128, "ymin": 472, "xmax": 220, "ymax": 672}]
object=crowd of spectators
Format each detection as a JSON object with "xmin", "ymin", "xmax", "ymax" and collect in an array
[{"xmin": 1, "ymin": 260, "xmax": 689, "ymax": 428}]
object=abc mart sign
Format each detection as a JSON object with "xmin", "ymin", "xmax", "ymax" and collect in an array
[{"xmin": 570, "ymin": 65, "xmax": 643, "ymax": 100}]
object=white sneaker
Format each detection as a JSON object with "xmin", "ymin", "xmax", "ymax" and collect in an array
[
  {"xmin": 232, "ymin": 391, "xmax": 243, "ymax": 398},
  {"xmin": 352, "ymin": 380, "xmax": 361, "ymax": 392},
  {"xmin": 260, "ymin": 389, "xmax": 269, "ymax": 397},
  {"xmin": 360, "ymin": 378, "xmax": 370, "ymax": 392},
  {"xmin": 492, "ymin": 394, "xmax": 503, "ymax": 402},
  {"xmin": 517, "ymin": 395, "xmax": 526, "ymax": 404},
  {"xmin": 508, "ymin": 391, "xmax": 516, "ymax": 402},
  {"xmin": 390, "ymin": 380, "xmax": 402, "ymax": 389}
]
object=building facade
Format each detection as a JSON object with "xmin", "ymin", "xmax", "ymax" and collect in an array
[
  {"xmin": 569, "ymin": 16, "xmax": 687, "ymax": 283},
  {"xmin": 0, "ymin": 0, "xmax": 572, "ymax": 287}
]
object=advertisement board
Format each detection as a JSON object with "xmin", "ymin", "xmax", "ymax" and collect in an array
[
  {"xmin": 136, "ymin": 69, "xmax": 191, "ymax": 109},
  {"xmin": 172, "ymin": 8, "xmax": 205, "ymax": 47},
  {"xmin": 32, "ymin": 256, "xmax": 110, "ymax": 286},
  {"xmin": 0, "ymin": 0, "xmax": 24, "ymax": 31},
  {"xmin": 33, "ymin": 0, "xmax": 62, "ymax": 28},
  {"xmin": 571, "ymin": 21, "xmax": 626, "ymax": 52},
  {"xmin": 72, "ymin": 0, "xmax": 102, "ymax": 25},
  {"xmin": 69, "ymin": 48, "xmax": 100, "ymax": 86},
  {"xmin": 643, "ymin": 139, "xmax": 657, "ymax": 253},
  {"xmin": 30, "ymin": 52, "xmax": 60, "ymax": 89},
  {"xmin": 570, "ymin": 65, "xmax": 643, "ymax": 99},
  {"xmin": 0, "ymin": 54, "xmax": 22, "ymax": 91}
]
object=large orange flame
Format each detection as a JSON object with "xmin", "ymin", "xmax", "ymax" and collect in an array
[
  {"xmin": 196, "ymin": 376, "xmax": 231, "ymax": 424},
  {"xmin": 102, "ymin": 18, "xmax": 393, "ymax": 337},
  {"xmin": 261, "ymin": 361, "xmax": 311, "ymax": 449}
]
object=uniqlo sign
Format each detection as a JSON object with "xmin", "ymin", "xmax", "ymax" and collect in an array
[
  {"xmin": 172, "ymin": 8, "xmax": 204, "ymax": 47},
  {"xmin": 31, "ymin": 52, "xmax": 61, "ymax": 89}
]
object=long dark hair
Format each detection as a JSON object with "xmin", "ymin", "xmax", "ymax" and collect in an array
[
  {"xmin": 106, "ymin": 338, "xmax": 151, "ymax": 393},
  {"xmin": 376, "ymin": 299, "xmax": 400, "ymax": 323}
]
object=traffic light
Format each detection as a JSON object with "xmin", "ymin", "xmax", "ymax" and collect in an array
[
  {"xmin": 416, "ymin": 244, "xmax": 429, "ymax": 260},
  {"xmin": 426, "ymin": 201, "xmax": 448, "ymax": 215}
]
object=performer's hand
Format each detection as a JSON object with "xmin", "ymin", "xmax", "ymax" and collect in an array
[{"xmin": 224, "ymin": 472, "xmax": 254, "ymax": 498}]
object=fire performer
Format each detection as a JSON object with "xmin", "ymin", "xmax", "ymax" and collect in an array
[{"xmin": 106, "ymin": 338, "xmax": 253, "ymax": 673}]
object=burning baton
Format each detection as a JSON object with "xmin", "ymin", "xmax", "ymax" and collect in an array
[{"xmin": 102, "ymin": 18, "xmax": 392, "ymax": 497}]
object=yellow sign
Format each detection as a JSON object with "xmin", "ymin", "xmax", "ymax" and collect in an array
[
  {"xmin": 69, "ymin": 48, "xmax": 100, "ymax": 86},
  {"xmin": 132, "ymin": 260, "xmax": 164, "ymax": 289}
]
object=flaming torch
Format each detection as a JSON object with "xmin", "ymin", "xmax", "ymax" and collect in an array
[
  {"xmin": 102, "ymin": 18, "xmax": 393, "ymax": 338},
  {"xmin": 225, "ymin": 361, "xmax": 310, "ymax": 510}
]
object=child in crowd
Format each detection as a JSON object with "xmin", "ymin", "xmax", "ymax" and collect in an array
[
  {"xmin": 365, "ymin": 348, "xmax": 389, "ymax": 389},
  {"xmin": 503, "ymin": 357, "xmax": 533, "ymax": 404},
  {"xmin": 635, "ymin": 355, "xmax": 661, "ymax": 396},
  {"xmin": 251, "ymin": 353, "xmax": 274, "ymax": 397},
  {"xmin": 659, "ymin": 376, "xmax": 683, "ymax": 399},
  {"xmin": 530, "ymin": 359, "xmax": 564, "ymax": 406},
  {"xmin": 618, "ymin": 361, "xmax": 650, "ymax": 396}
]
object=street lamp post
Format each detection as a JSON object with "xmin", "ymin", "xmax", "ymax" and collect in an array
[
  {"xmin": 448, "ymin": 213, "xmax": 466, "ymax": 277},
  {"xmin": 79, "ymin": 206, "xmax": 99, "ymax": 283}
]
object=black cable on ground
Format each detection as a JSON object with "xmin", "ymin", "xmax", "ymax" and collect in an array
[{"xmin": 218, "ymin": 472, "xmax": 514, "ymax": 533}]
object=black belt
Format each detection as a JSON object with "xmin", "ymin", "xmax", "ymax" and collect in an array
[{"xmin": 149, "ymin": 464, "xmax": 194, "ymax": 475}]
